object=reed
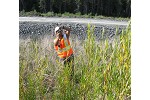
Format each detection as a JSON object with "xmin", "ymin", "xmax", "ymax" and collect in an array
[{"xmin": 19, "ymin": 22, "xmax": 131, "ymax": 100}]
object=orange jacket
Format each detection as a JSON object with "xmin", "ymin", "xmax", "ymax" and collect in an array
[{"xmin": 54, "ymin": 38, "xmax": 73, "ymax": 58}]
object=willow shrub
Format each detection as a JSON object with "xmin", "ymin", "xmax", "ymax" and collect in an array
[{"xmin": 19, "ymin": 22, "xmax": 131, "ymax": 100}]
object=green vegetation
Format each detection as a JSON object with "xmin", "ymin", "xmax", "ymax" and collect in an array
[
  {"xmin": 19, "ymin": 10, "xmax": 129, "ymax": 21},
  {"xmin": 19, "ymin": 10, "xmax": 41, "ymax": 17},
  {"xmin": 19, "ymin": 22, "xmax": 131, "ymax": 99},
  {"xmin": 19, "ymin": 0, "xmax": 131, "ymax": 18}
]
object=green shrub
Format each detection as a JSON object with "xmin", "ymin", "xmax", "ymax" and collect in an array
[
  {"xmin": 19, "ymin": 10, "xmax": 25, "ymax": 16},
  {"xmin": 62, "ymin": 12, "xmax": 71, "ymax": 17},
  {"xmin": 19, "ymin": 10, "xmax": 41, "ymax": 17},
  {"xmin": 19, "ymin": 10, "xmax": 130, "ymax": 21},
  {"xmin": 41, "ymin": 12, "xmax": 54, "ymax": 17},
  {"xmin": 75, "ymin": 12, "xmax": 81, "ymax": 17}
]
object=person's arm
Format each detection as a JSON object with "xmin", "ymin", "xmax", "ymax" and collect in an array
[
  {"xmin": 54, "ymin": 32, "xmax": 61, "ymax": 46},
  {"xmin": 54, "ymin": 37, "xmax": 60, "ymax": 46},
  {"xmin": 63, "ymin": 26, "xmax": 71, "ymax": 39}
]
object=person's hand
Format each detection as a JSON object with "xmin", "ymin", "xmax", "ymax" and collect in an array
[
  {"xmin": 56, "ymin": 33, "xmax": 60, "ymax": 38},
  {"xmin": 56, "ymin": 30, "xmax": 61, "ymax": 37}
]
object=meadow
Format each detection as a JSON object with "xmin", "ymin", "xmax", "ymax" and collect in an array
[{"xmin": 19, "ymin": 22, "xmax": 131, "ymax": 100}]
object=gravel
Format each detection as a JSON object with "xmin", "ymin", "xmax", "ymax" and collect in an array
[{"xmin": 19, "ymin": 17, "xmax": 128, "ymax": 40}]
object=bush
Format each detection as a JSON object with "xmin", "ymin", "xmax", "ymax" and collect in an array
[
  {"xmin": 41, "ymin": 12, "xmax": 54, "ymax": 17},
  {"xmin": 75, "ymin": 12, "xmax": 81, "ymax": 17},
  {"xmin": 19, "ymin": 10, "xmax": 130, "ymax": 21},
  {"xmin": 19, "ymin": 10, "xmax": 41, "ymax": 17}
]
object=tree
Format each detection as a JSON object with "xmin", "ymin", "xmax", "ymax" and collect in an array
[
  {"xmin": 39, "ymin": 0, "xmax": 46, "ymax": 13},
  {"xmin": 126, "ymin": 0, "xmax": 131, "ymax": 17},
  {"xmin": 19, "ymin": 0, "xmax": 131, "ymax": 17}
]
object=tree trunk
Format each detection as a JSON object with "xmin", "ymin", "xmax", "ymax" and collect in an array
[{"xmin": 83, "ymin": 0, "xmax": 87, "ymax": 14}]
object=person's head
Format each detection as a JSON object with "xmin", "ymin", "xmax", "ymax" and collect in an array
[{"xmin": 55, "ymin": 26, "xmax": 63, "ymax": 37}]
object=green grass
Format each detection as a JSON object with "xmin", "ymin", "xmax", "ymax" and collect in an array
[{"xmin": 19, "ymin": 22, "xmax": 131, "ymax": 100}]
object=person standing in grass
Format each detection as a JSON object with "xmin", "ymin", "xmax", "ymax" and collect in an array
[{"xmin": 54, "ymin": 26, "xmax": 74, "ymax": 77}]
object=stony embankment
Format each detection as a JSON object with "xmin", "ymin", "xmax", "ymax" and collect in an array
[{"xmin": 19, "ymin": 17, "xmax": 128, "ymax": 40}]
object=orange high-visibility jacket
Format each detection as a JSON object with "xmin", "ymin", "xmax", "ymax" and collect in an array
[{"xmin": 54, "ymin": 38, "xmax": 73, "ymax": 58}]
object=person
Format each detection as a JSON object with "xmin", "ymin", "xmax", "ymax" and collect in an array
[{"xmin": 54, "ymin": 26, "xmax": 74, "ymax": 77}]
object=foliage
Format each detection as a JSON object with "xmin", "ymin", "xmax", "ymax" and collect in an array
[
  {"xmin": 19, "ymin": 0, "xmax": 131, "ymax": 18},
  {"xmin": 19, "ymin": 11, "xmax": 130, "ymax": 21},
  {"xmin": 19, "ymin": 22, "xmax": 131, "ymax": 99},
  {"xmin": 41, "ymin": 11, "xmax": 55, "ymax": 17},
  {"xmin": 19, "ymin": 10, "xmax": 41, "ymax": 17}
]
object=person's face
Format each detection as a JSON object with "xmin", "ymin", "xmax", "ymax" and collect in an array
[{"xmin": 56, "ymin": 30, "xmax": 62, "ymax": 37}]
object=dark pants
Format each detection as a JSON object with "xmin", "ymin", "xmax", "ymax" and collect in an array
[{"xmin": 59, "ymin": 54, "xmax": 74, "ymax": 78}]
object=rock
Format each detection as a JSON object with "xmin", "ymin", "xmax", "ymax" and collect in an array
[{"xmin": 19, "ymin": 22, "xmax": 127, "ymax": 40}]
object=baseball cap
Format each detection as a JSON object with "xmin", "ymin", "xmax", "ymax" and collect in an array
[{"xmin": 55, "ymin": 26, "xmax": 60, "ymax": 33}]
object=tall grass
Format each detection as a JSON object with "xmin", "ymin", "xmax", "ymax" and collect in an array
[{"xmin": 19, "ymin": 22, "xmax": 131, "ymax": 100}]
